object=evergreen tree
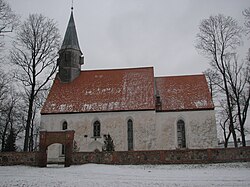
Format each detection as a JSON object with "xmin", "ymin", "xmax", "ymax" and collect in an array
[
  {"xmin": 102, "ymin": 134, "xmax": 115, "ymax": 152},
  {"xmin": 4, "ymin": 128, "xmax": 16, "ymax": 152}
]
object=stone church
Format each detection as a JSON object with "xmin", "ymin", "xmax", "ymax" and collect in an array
[{"xmin": 40, "ymin": 9, "xmax": 217, "ymax": 161}]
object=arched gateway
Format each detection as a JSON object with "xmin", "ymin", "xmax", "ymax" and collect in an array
[{"xmin": 38, "ymin": 130, "xmax": 75, "ymax": 167}]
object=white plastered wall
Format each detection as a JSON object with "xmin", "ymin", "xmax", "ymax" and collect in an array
[
  {"xmin": 40, "ymin": 110, "xmax": 157, "ymax": 160},
  {"xmin": 155, "ymin": 110, "xmax": 217, "ymax": 150},
  {"xmin": 41, "ymin": 109, "xmax": 217, "ymax": 160}
]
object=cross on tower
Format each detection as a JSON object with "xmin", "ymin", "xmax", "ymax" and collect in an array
[{"xmin": 71, "ymin": 0, "xmax": 74, "ymax": 11}]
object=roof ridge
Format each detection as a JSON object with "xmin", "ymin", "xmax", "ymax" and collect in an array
[
  {"xmin": 155, "ymin": 74, "xmax": 204, "ymax": 79},
  {"xmin": 80, "ymin": 66, "xmax": 154, "ymax": 73}
]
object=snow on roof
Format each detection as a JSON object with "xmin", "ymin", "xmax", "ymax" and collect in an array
[
  {"xmin": 41, "ymin": 67, "xmax": 155, "ymax": 114},
  {"xmin": 155, "ymin": 74, "xmax": 214, "ymax": 111},
  {"xmin": 41, "ymin": 68, "xmax": 214, "ymax": 114}
]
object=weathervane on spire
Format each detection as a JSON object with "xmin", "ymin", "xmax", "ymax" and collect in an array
[{"xmin": 71, "ymin": 0, "xmax": 74, "ymax": 11}]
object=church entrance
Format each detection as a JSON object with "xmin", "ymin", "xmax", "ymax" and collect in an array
[
  {"xmin": 38, "ymin": 130, "xmax": 75, "ymax": 167},
  {"xmin": 47, "ymin": 143, "xmax": 65, "ymax": 165}
]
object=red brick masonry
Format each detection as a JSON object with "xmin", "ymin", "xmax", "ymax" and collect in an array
[
  {"xmin": 0, "ymin": 152, "xmax": 38, "ymax": 166},
  {"xmin": 1, "ymin": 147, "xmax": 250, "ymax": 166},
  {"xmin": 71, "ymin": 147, "xmax": 250, "ymax": 165}
]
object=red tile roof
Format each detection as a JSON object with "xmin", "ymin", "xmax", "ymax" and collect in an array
[
  {"xmin": 155, "ymin": 74, "xmax": 214, "ymax": 111},
  {"xmin": 41, "ymin": 68, "xmax": 214, "ymax": 114},
  {"xmin": 41, "ymin": 67, "xmax": 155, "ymax": 114}
]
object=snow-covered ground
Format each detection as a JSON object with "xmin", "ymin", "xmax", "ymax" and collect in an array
[{"xmin": 0, "ymin": 162, "xmax": 250, "ymax": 187}]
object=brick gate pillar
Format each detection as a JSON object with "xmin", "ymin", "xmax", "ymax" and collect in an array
[
  {"xmin": 38, "ymin": 130, "xmax": 47, "ymax": 167},
  {"xmin": 65, "ymin": 130, "xmax": 75, "ymax": 167}
]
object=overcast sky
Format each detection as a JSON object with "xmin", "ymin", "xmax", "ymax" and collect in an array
[{"xmin": 7, "ymin": 0, "xmax": 250, "ymax": 76}]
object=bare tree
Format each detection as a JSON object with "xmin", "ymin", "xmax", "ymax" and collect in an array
[
  {"xmin": 10, "ymin": 14, "xmax": 60, "ymax": 151},
  {"xmin": 0, "ymin": 0, "xmax": 18, "ymax": 50},
  {"xmin": 1, "ymin": 96, "xmax": 14, "ymax": 151},
  {"xmin": 218, "ymin": 97, "xmax": 238, "ymax": 147},
  {"xmin": 0, "ymin": 86, "xmax": 26, "ymax": 152},
  {"xmin": 225, "ymin": 55, "xmax": 250, "ymax": 146},
  {"xmin": 205, "ymin": 69, "xmax": 237, "ymax": 147},
  {"xmin": 243, "ymin": 7, "xmax": 250, "ymax": 35},
  {"xmin": 204, "ymin": 69, "xmax": 232, "ymax": 147},
  {"xmin": 0, "ymin": 70, "xmax": 9, "ymax": 111},
  {"xmin": 218, "ymin": 101, "xmax": 231, "ymax": 147},
  {"xmin": 196, "ymin": 14, "xmax": 243, "ymax": 147},
  {"xmin": 0, "ymin": 70, "xmax": 11, "ymax": 151},
  {"xmin": 1, "ymin": 95, "xmax": 19, "ymax": 151},
  {"xmin": 204, "ymin": 68, "xmax": 222, "ymax": 99}
]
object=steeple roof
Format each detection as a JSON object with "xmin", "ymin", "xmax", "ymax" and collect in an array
[{"xmin": 60, "ymin": 10, "xmax": 82, "ymax": 53}]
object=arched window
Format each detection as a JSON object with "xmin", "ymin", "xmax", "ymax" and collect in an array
[
  {"xmin": 177, "ymin": 120, "xmax": 186, "ymax": 148},
  {"xmin": 62, "ymin": 121, "xmax": 68, "ymax": 130},
  {"xmin": 93, "ymin": 121, "xmax": 101, "ymax": 137},
  {"xmin": 127, "ymin": 119, "xmax": 133, "ymax": 151}
]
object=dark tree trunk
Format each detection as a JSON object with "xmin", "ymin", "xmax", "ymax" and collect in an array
[
  {"xmin": 1, "ymin": 121, "xmax": 8, "ymax": 152},
  {"xmin": 29, "ymin": 110, "xmax": 36, "ymax": 151},
  {"xmin": 23, "ymin": 86, "xmax": 35, "ymax": 152},
  {"xmin": 220, "ymin": 58, "xmax": 238, "ymax": 147},
  {"xmin": 1, "ymin": 106, "xmax": 13, "ymax": 152}
]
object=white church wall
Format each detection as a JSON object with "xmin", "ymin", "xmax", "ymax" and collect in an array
[
  {"xmin": 155, "ymin": 110, "xmax": 217, "ymax": 150},
  {"xmin": 40, "ymin": 110, "xmax": 156, "ymax": 155},
  {"xmin": 41, "ymin": 109, "xmax": 217, "ymax": 161}
]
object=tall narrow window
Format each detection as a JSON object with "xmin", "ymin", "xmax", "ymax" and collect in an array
[
  {"xmin": 93, "ymin": 121, "xmax": 101, "ymax": 137},
  {"xmin": 177, "ymin": 120, "xmax": 186, "ymax": 148},
  {"xmin": 62, "ymin": 121, "xmax": 67, "ymax": 155},
  {"xmin": 127, "ymin": 119, "xmax": 133, "ymax": 151}
]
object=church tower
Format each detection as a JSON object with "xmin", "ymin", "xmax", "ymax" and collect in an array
[{"xmin": 57, "ymin": 7, "xmax": 84, "ymax": 83}]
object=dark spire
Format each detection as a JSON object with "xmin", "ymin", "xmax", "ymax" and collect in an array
[
  {"xmin": 60, "ymin": 9, "xmax": 82, "ymax": 54},
  {"xmin": 57, "ymin": 6, "xmax": 84, "ymax": 83}
]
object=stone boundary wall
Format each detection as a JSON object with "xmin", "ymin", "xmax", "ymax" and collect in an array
[
  {"xmin": 0, "ymin": 152, "xmax": 39, "ymax": 166},
  {"xmin": 72, "ymin": 147, "xmax": 250, "ymax": 165},
  {"xmin": 0, "ymin": 147, "xmax": 250, "ymax": 166}
]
